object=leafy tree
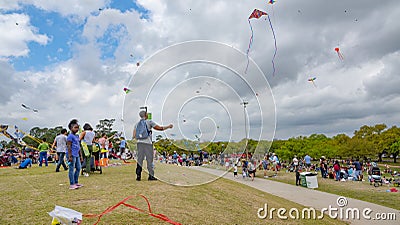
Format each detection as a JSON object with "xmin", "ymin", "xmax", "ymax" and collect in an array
[
  {"xmin": 389, "ymin": 140, "xmax": 400, "ymax": 163},
  {"xmin": 380, "ymin": 126, "xmax": 400, "ymax": 163},
  {"xmin": 95, "ymin": 119, "xmax": 116, "ymax": 137},
  {"xmin": 23, "ymin": 126, "xmax": 63, "ymax": 148},
  {"xmin": 353, "ymin": 124, "xmax": 387, "ymax": 161}
]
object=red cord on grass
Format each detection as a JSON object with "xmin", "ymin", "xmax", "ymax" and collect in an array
[{"xmin": 83, "ymin": 195, "xmax": 181, "ymax": 225}]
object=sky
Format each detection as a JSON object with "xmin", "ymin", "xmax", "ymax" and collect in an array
[{"xmin": 1, "ymin": 0, "xmax": 400, "ymax": 143}]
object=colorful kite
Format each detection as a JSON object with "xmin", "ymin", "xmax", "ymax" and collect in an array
[
  {"xmin": 246, "ymin": 9, "xmax": 277, "ymax": 76},
  {"xmin": 123, "ymin": 88, "xmax": 131, "ymax": 94},
  {"xmin": 335, "ymin": 47, "xmax": 344, "ymax": 60},
  {"xmin": 308, "ymin": 77, "xmax": 317, "ymax": 88},
  {"xmin": 21, "ymin": 104, "xmax": 38, "ymax": 112},
  {"xmin": 268, "ymin": 0, "xmax": 276, "ymax": 4}
]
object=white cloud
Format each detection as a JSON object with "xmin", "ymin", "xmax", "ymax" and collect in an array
[{"xmin": 0, "ymin": 13, "xmax": 49, "ymax": 57}]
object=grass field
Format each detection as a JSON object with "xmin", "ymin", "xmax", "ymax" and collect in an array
[{"xmin": 0, "ymin": 161, "xmax": 347, "ymax": 225}]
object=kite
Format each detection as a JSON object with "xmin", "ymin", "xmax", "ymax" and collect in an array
[
  {"xmin": 21, "ymin": 104, "xmax": 38, "ymax": 112},
  {"xmin": 194, "ymin": 134, "xmax": 200, "ymax": 141},
  {"xmin": 136, "ymin": 62, "xmax": 140, "ymax": 67},
  {"xmin": 123, "ymin": 88, "xmax": 131, "ymax": 94},
  {"xmin": 268, "ymin": 0, "xmax": 276, "ymax": 4},
  {"xmin": 22, "ymin": 117, "xmax": 28, "ymax": 121},
  {"xmin": 16, "ymin": 23, "xmax": 19, "ymax": 26},
  {"xmin": 334, "ymin": 47, "xmax": 344, "ymax": 60},
  {"xmin": 308, "ymin": 77, "xmax": 317, "ymax": 88},
  {"xmin": 246, "ymin": 9, "xmax": 277, "ymax": 76}
]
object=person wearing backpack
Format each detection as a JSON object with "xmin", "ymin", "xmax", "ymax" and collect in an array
[{"xmin": 133, "ymin": 110, "xmax": 173, "ymax": 181}]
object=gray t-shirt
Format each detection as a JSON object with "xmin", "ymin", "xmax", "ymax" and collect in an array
[
  {"xmin": 135, "ymin": 120, "xmax": 156, "ymax": 145},
  {"xmin": 55, "ymin": 134, "xmax": 67, "ymax": 153}
]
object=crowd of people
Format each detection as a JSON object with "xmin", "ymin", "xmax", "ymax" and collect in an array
[{"xmin": 0, "ymin": 119, "xmax": 131, "ymax": 189}]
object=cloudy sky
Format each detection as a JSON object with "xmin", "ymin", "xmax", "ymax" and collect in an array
[{"xmin": 1, "ymin": 0, "xmax": 399, "ymax": 143}]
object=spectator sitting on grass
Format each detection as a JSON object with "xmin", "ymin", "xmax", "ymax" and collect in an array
[{"xmin": 18, "ymin": 155, "xmax": 33, "ymax": 169}]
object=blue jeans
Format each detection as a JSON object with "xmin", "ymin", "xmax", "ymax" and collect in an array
[
  {"xmin": 56, "ymin": 152, "xmax": 68, "ymax": 171},
  {"xmin": 39, "ymin": 151, "xmax": 48, "ymax": 166},
  {"xmin": 335, "ymin": 171, "xmax": 341, "ymax": 181},
  {"xmin": 68, "ymin": 156, "xmax": 81, "ymax": 185}
]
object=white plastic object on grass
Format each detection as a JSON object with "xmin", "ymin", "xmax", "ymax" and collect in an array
[{"xmin": 48, "ymin": 205, "xmax": 82, "ymax": 225}]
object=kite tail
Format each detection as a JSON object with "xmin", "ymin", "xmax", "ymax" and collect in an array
[
  {"xmin": 245, "ymin": 19, "xmax": 254, "ymax": 74},
  {"xmin": 267, "ymin": 14, "xmax": 277, "ymax": 76},
  {"xmin": 339, "ymin": 52, "xmax": 344, "ymax": 60},
  {"xmin": 312, "ymin": 81, "xmax": 317, "ymax": 88}
]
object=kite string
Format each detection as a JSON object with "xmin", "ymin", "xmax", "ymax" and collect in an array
[
  {"xmin": 245, "ymin": 19, "xmax": 254, "ymax": 74},
  {"xmin": 83, "ymin": 195, "xmax": 182, "ymax": 225},
  {"xmin": 267, "ymin": 14, "xmax": 277, "ymax": 76}
]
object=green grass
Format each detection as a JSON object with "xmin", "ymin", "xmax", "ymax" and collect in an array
[
  {"xmin": 259, "ymin": 170, "xmax": 400, "ymax": 210},
  {"xmin": 0, "ymin": 161, "xmax": 347, "ymax": 225}
]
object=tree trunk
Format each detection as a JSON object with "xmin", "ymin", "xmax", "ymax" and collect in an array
[
  {"xmin": 378, "ymin": 152, "xmax": 383, "ymax": 162},
  {"xmin": 394, "ymin": 153, "xmax": 398, "ymax": 163}
]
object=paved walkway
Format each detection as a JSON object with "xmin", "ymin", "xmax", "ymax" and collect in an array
[{"xmin": 192, "ymin": 167, "xmax": 399, "ymax": 225}]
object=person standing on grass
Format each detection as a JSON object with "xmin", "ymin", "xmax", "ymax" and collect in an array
[
  {"xmin": 98, "ymin": 133, "xmax": 109, "ymax": 166},
  {"xmin": 262, "ymin": 154, "xmax": 269, "ymax": 178},
  {"xmin": 119, "ymin": 137, "xmax": 126, "ymax": 156},
  {"xmin": 248, "ymin": 159, "xmax": 256, "ymax": 181},
  {"xmin": 333, "ymin": 160, "xmax": 341, "ymax": 181},
  {"xmin": 304, "ymin": 154, "xmax": 312, "ymax": 171},
  {"xmin": 233, "ymin": 163, "xmax": 238, "ymax": 178},
  {"xmin": 133, "ymin": 110, "xmax": 173, "ymax": 181},
  {"xmin": 52, "ymin": 129, "xmax": 68, "ymax": 172},
  {"xmin": 319, "ymin": 156, "xmax": 328, "ymax": 178},
  {"xmin": 80, "ymin": 123, "xmax": 95, "ymax": 177},
  {"xmin": 295, "ymin": 164, "xmax": 301, "ymax": 186},
  {"xmin": 67, "ymin": 119, "xmax": 84, "ymax": 190},
  {"xmin": 38, "ymin": 138, "xmax": 50, "ymax": 167},
  {"xmin": 92, "ymin": 136, "xmax": 101, "ymax": 170},
  {"xmin": 270, "ymin": 153, "xmax": 279, "ymax": 176},
  {"xmin": 352, "ymin": 158, "xmax": 363, "ymax": 181},
  {"xmin": 292, "ymin": 155, "xmax": 299, "ymax": 167}
]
